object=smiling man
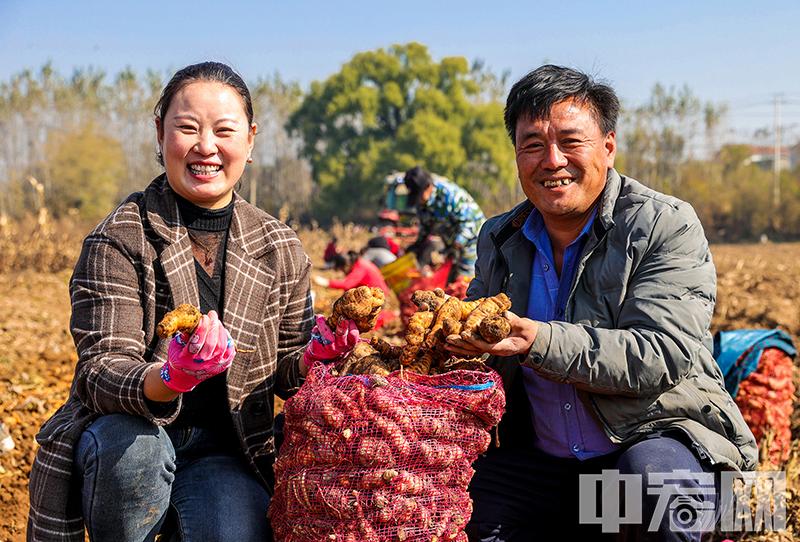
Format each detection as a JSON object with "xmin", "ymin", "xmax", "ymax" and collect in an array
[{"xmin": 449, "ymin": 65, "xmax": 757, "ymax": 541}]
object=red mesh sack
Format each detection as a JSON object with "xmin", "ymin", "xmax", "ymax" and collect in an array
[
  {"xmin": 734, "ymin": 347, "xmax": 796, "ymax": 464},
  {"xmin": 269, "ymin": 363, "xmax": 506, "ymax": 542}
]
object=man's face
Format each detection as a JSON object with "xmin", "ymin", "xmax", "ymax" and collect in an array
[{"xmin": 514, "ymin": 99, "xmax": 616, "ymax": 225}]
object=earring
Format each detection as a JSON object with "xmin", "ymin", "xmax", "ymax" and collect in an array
[{"xmin": 247, "ymin": 156, "xmax": 253, "ymax": 164}]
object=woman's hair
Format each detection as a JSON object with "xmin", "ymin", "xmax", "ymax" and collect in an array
[
  {"xmin": 333, "ymin": 251, "xmax": 359, "ymax": 271},
  {"xmin": 154, "ymin": 61, "xmax": 254, "ymax": 165}
]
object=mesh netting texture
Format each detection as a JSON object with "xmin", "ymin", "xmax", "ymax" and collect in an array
[
  {"xmin": 269, "ymin": 363, "xmax": 506, "ymax": 541},
  {"xmin": 734, "ymin": 347, "xmax": 796, "ymax": 464}
]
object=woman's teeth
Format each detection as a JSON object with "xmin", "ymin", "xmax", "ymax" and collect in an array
[
  {"xmin": 188, "ymin": 164, "xmax": 221, "ymax": 175},
  {"xmin": 543, "ymin": 179, "xmax": 572, "ymax": 188}
]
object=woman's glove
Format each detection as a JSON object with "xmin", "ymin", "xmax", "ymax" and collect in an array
[
  {"xmin": 302, "ymin": 315, "xmax": 359, "ymax": 369},
  {"xmin": 160, "ymin": 310, "xmax": 236, "ymax": 393}
]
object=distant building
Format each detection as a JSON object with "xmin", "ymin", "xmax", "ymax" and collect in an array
[{"xmin": 743, "ymin": 144, "xmax": 799, "ymax": 171}]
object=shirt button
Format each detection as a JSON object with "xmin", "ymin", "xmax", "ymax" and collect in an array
[
  {"xmin": 543, "ymin": 263, "xmax": 550, "ymax": 271},
  {"xmin": 564, "ymin": 402, "xmax": 572, "ymax": 411},
  {"xmin": 572, "ymin": 444, "xmax": 580, "ymax": 453}
]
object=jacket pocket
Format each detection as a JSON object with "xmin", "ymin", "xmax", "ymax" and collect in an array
[{"xmin": 681, "ymin": 380, "xmax": 731, "ymax": 438}]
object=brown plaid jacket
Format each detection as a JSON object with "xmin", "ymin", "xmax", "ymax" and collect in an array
[{"xmin": 27, "ymin": 175, "xmax": 313, "ymax": 541}]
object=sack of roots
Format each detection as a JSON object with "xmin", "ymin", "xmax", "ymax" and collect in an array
[
  {"xmin": 714, "ymin": 329, "xmax": 797, "ymax": 464},
  {"xmin": 269, "ymin": 363, "xmax": 506, "ymax": 541}
]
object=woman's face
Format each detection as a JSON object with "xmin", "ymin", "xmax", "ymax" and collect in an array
[{"xmin": 157, "ymin": 81, "xmax": 256, "ymax": 209}]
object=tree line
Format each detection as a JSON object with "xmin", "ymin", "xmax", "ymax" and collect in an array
[{"xmin": 2, "ymin": 43, "xmax": 798, "ymax": 242}]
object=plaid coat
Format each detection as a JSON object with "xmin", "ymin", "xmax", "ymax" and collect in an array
[{"xmin": 27, "ymin": 175, "xmax": 313, "ymax": 541}]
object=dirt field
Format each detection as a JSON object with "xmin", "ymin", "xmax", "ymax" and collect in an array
[{"xmin": 1, "ymin": 242, "xmax": 799, "ymax": 541}]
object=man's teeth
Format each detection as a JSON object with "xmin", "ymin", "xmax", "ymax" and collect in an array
[
  {"xmin": 189, "ymin": 164, "xmax": 221, "ymax": 175},
  {"xmin": 543, "ymin": 179, "xmax": 572, "ymax": 188}
]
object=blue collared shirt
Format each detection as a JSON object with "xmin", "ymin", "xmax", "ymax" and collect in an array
[{"xmin": 521, "ymin": 207, "xmax": 618, "ymax": 460}]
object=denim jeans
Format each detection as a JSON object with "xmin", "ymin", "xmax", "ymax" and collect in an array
[
  {"xmin": 466, "ymin": 434, "xmax": 720, "ymax": 542},
  {"xmin": 74, "ymin": 413, "xmax": 271, "ymax": 542}
]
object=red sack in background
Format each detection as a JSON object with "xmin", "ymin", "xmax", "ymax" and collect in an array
[
  {"xmin": 269, "ymin": 363, "xmax": 506, "ymax": 542},
  {"xmin": 734, "ymin": 347, "xmax": 796, "ymax": 464}
]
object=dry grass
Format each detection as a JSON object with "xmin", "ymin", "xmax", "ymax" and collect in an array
[{"xmin": 0, "ymin": 214, "xmax": 86, "ymax": 274}]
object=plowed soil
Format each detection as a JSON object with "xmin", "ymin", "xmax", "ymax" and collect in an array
[{"xmin": 1, "ymin": 242, "xmax": 799, "ymax": 541}]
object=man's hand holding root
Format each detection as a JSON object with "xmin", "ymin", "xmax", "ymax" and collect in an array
[{"xmin": 445, "ymin": 311, "xmax": 539, "ymax": 358}]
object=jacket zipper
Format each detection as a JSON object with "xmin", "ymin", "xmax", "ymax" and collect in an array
[
  {"xmin": 563, "ymin": 227, "xmax": 607, "ymax": 319},
  {"xmin": 491, "ymin": 232, "xmax": 513, "ymax": 293},
  {"xmin": 588, "ymin": 394, "xmax": 624, "ymax": 442},
  {"xmin": 564, "ymin": 227, "xmax": 619, "ymax": 439}
]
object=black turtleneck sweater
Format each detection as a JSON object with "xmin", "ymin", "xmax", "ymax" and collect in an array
[{"xmin": 171, "ymin": 195, "xmax": 237, "ymax": 445}]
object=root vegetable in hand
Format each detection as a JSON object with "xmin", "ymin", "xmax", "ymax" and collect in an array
[
  {"xmin": 423, "ymin": 297, "xmax": 463, "ymax": 349},
  {"xmin": 328, "ymin": 286, "xmax": 385, "ymax": 332},
  {"xmin": 478, "ymin": 314, "xmax": 511, "ymax": 343},
  {"xmin": 157, "ymin": 304, "xmax": 202, "ymax": 338},
  {"xmin": 460, "ymin": 293, "xmax": 512, "ymax": 340}
]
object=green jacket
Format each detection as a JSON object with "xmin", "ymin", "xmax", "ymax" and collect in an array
[{"xmin": 468, "ymin": 169, "xmax": 757, "ymax": 470}]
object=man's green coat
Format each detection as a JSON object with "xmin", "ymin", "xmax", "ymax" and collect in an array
[{"xmin": 468, "ymin": 169, "xmax": 758, "ymax": 470}]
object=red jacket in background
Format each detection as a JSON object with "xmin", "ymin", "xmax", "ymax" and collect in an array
[{"xmin": 385, "ymin": 237, "xmax": 400, "ymax": 256}]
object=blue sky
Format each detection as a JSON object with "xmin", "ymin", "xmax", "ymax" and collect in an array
[{"xmin": 2, "ymin": 0, "xmax": 799, "ymax": 142}]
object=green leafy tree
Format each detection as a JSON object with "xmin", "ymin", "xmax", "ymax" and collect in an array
[
  {"xmin": 43, "ymin": 122, "xmax": 126, "ymax": 220},
  {"xmin": 289, "ymin": 42, "xmax": 516, "ymax": 221}
]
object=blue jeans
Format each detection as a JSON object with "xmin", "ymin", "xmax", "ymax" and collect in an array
[
  {"xmin": 74, "ymin": 414, "xmax": 271, "ymax": 542},
  {"xmin": 466, "ymin": 435, "xmax": 719, "ymax": 541}
]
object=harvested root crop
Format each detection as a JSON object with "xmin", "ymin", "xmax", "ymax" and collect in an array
[
  {"xmin": 478, "ymin": 314, "xmax": 512, "ymax": 343},
  {"xmin": 328, "ymin": 286, "xmax": 385, "ymax": 332},
  {"xmin": 323, "ymin": 288, "xmax": 512, "ymax": 377},
  {"xmin": 411, "ymin": 287, "xmax": 446, "ymax": 311},
  {"xmin": 271, "ymin": 361, "xmax": 506, "ymax": 542},
  {"xmin": 336, "ymin": 341, "xmax": 399, "ymax": 376},
  {"xmin": 370, "ymin": 337, "xmax": 403, "ymax": 361},
  {"xmin": 156, "ymin": 303, "xmax": 201, "ymax": 338},
  {"xmin": 460, "ymin": 293, "xmax": 512, "ymax": 340}
]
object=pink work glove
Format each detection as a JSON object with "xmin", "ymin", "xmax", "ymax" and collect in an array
[
  {"xmin": 160, "ymin": 310, "xmax": 236, "ymax": 393},
  {"xmin": 302, "ymin": 315, "xmax": 359, "ymax": 369}
]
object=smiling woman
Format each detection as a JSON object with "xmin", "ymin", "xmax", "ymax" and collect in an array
[
  {"xmin": 28, "ymin": 62, "xmax": 316, "ymax": 542},
  {"xmin": 154, "ymin": 64, "xmax": 257, "ymax": 209}
]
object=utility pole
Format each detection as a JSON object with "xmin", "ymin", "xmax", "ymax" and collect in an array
[{"xmin": 773, "ymin": 94, "xmax": 782, "ymax": 210}]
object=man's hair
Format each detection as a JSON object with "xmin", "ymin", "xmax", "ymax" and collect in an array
[
  {"xmin": 504, "ymin": 65, "xmax": 619, "ymax": 145},
  {"xmin": 403, "ymin": 166, "xmax": 433, "ymax": 205}
]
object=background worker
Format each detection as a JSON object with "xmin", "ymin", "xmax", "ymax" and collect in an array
[
  {"xmin": 403, "ymin": 166, "xmax": 485, "ymax": 283},
  {"xmin": 322, "ymin": 235, "xmax": 339, "ymax": 269},
  {"xmin": 361, "ymin": 235, "xmax": 397, "ymax": 268}
]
